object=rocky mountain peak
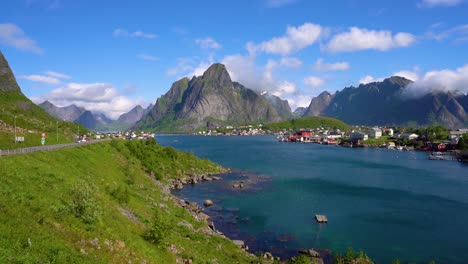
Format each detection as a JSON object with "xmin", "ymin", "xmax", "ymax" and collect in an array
[
  {"xmin": 202, "ymin": 63, "xmax": 232, "ymax": 86},
  {"xmin": 384, "ymin": 76, "xmax": 413, "ymax": 87},
  {"xmin": 0, "ymin": 51, "xmax": 21, "ymax": 92}
]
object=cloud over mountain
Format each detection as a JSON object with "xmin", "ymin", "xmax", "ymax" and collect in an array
[{"xmin": 324, "ymin": 27, "xmax": 415, "ymax": 53}]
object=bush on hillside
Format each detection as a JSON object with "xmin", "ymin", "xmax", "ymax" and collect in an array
[
  {"xmin": 143, "ymin": 208, "xmax": 170, "ymax": 245},
  {"xmin": 69, "ymin": 180, "xmax": 101, "ymax": 224}
]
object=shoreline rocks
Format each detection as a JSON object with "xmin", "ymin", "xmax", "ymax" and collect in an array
[
  {"xmin": 170, "ymin": 173, "xmax": 224, "ymax": 190},
  {"xmin": 204, "ymin": 199, "xmax": 213, "ymax": 207},
  {"xmin": 167, "ymin": 170, "xmax": 328, "ymax": 263}
]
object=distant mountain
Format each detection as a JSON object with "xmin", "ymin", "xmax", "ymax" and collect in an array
[
  {"xmin": 302, "ymin": 76, "xmax": 468, "ymax": 128},
  {"xmin": 117, "ymin": 105, "xmax": 149, "ymax": 125},
  {"xmin": 39, "ymin": 99, "xmax": 151, "ymax": 131},
  {"xmin": 293, "ymin": 107, "xmax": 307, "ymax": 117},
  {"xmin": 39, "ymin": 101, "xmax": 85, "ymax": 121},
  {"xmin": 136, "ymin": 63, "xmax": 284, "ymax": 131},
  {"xmin": 261, "ymin": 93, "xmax": 293, "ymax": 120},
  {"xmin": 0, "ymin": 51, "xmax": 85, "ymax": 148}
]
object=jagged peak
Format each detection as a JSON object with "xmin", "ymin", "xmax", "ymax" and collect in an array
[
  {"xmin": 40, "ymin": 100, "xmax": 54, "ymax": 107},
  {"xmin": 383, "ymin": 76, "xmax": 413, "ymax": 86},
  {"xmin": 0, "ymin": 51, "xmax": 21, "ymax": 92},
  {"xmin": 318, "ymin": 91, "xmax": 331, "ymax": 97},
  {"xmin": 202, "ymin": 63, "xmax": 232, "ymax": 85}
]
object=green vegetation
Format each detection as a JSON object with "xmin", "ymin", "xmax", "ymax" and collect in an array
[
  {"xmin": 0, "ymin": 90, "xmax": 87, "ymax": 149},
  {"xmin": 333, "ymin": 248, "xmax": 373, "ymax": 264},
  {"xmin": 458, "ymin": 133, "xmax": 468, "ymax": 150},
  {"xmin": 363, "ymin": 136, "xmax": 391, "ymax": 146},
  {"xmin": 264, "ymin": 116, "xmax": 351, "ymax": 131},
  {"xmin": 0, "ymin": 140, "xmax": 258, "ymax": 263}
]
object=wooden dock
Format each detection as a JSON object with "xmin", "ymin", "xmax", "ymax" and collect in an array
[{"xmin": 315, "ymin": 214, "xmax": 328, "ymax": 223}]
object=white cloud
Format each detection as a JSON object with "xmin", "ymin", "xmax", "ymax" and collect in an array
[
  {"xmin": 272, "ymin": 81, "xmax": 297, "ymax": 97},
  {"xmin": 20, "ymin": 74, "xmax": 61, "ymax": 85},
  {"xmin": 358, "ymin": 75, "xmax": 384, "ymax": 85},
  {"xmin": 166, "ymin": 55, "xmax": 215, "ymax": 78},
  {"xmin": 426, "ymin": 24, "xmax": 468, "ymax": 43},
  {"xmin": 265, "ymin": 0, "xmax": 298, "ymax": 8},
  {"xmin": 393, "ymin": 70, "xmax": 419, "ymax": 81},
  {"xmin": 303, "ymin": 76, "xmax": 325, "ymax": 87},
  {"xmin": 324, "ymin": 27, "xmax": 415, "ymax": 53},
  {"xmin": 419, "ymin": 0, "xmax": 463, "ymax": 7},
  {"xmin": 248, "ymin": 23, "xmax": 322, "ymax": 55},
  {"xmin": 278, "ymin": 57, "xmax": 303, "ymax": 69},
  {"xmin": 284, "ymin": 94, "xmax": 312, "ymax": 110},
  {"xmin": 44, "ymin": 70, "xmax": 71, "ymax": 79},
  {"xmin": 195, "ymin": 37, "xmax": 222, "ymax": 50},
  {"xmin": 38, "ymin": 82, "xmax": 143, "ymax": 119},
  {"xmin": 0, "ymin": 23, "xmax": 43, "ymax": 54},
  {"xmin": 313, "ymin": 58, "xmax": 350, "ymax": 71},
  {"xmin": 113, "ymin": 29, "xmax": 157, "ymax": 39},
  {"xmin": 403, "ymin": 64, "xmax": 468, "ymax": 97},
  {"xmin": 137, "ymin": 54, "xmax": 160, "ymax": 61}
]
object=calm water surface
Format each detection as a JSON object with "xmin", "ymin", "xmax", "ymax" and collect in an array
[{"xmin": 158, "ymin": 135, "xmax": 468, "ymax": 264}]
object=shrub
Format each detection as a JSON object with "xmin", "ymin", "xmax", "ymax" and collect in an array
[
  {"xmin": 110, "ymin": 185, "xmax": 130, "ymax": 204},
  {"xmin": 143, "ymin": 209, "xmax": 170, "ymax": 245},
  {"xmin": 69, "ymin": 180, "xmax": 101, "ymax": 224}
]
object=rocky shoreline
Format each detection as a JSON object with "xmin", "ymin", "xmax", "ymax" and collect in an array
[{"xmin": 166, "ymin": 170, "xmax": 330, "ymax": 264}]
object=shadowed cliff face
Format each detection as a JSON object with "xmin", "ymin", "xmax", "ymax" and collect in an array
[
  {"xmin": 0, "ymin": 51, "xmax": 21, "ymax": 92},
  {"xmin": 136, "ymin": 63, "xmax": 285, "ymax": 131},
  {"xmin": 302, "ymin": 76, "xmax": 468, "ymax": 129}
]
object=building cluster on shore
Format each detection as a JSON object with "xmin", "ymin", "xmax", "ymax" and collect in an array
[
  {"xmin": 196, "ymin": 124, "xmax": 267, "ymax": 136},
  {"xmin": 277, "ymin": 126, "xmax": 468, "ymax": 154}
]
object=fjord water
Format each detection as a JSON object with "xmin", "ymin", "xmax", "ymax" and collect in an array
[{"xmin": 159, "ymin": 135, "xmax": 468, "ymax": 264}]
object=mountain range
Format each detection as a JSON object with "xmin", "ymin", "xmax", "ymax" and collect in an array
[
  {"xmin": 301, "ymin": 76, "xmax": 468, "ymax": 129},
  {"xmin": 39, "ymin": 101, "xmax": 152, "ymax": 131},
  {"xmin": 3, "ymin": 48, "xmax": 467, "ymax": 133},
  {"xmin": 135, "ymin": 63, "xmax": 287, "ymax": 131}
]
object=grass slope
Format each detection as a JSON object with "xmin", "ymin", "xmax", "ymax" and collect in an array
[
  {"xmin": 0, "ymin": 90, "xmax": 87, "ymax": 149},
  {"xmin": 0, "ymin": 140, "xmax": 258, "ymax": 263},
  {"xmin": 264, "ymin": 116, "xmax": 351, "ymax": 131}
]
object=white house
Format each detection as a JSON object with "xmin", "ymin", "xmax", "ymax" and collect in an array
[
  {"xmin": 449, "ymin": 130, "xmax": 466, "ymax": 144},
  {"xmin": 401, "ymin": 133, "xmax": 419, "ymax": 140},
  {"xmin": 386, "ymin": 128, "xmax": 394, "ymax": 137},
  {"xmin": 350, "ymin": 131, "xmax": 368, "ymax": 141},
  {"xmin": 369, "ymin": 127, "xmax": 382, "ymax": 139}
]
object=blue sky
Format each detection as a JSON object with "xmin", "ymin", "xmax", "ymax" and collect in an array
[{"xmin": 1, "ymin": 0, "xmax": 467, "ymax": 118}]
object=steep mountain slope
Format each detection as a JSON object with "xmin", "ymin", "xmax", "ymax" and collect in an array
[
  {"xmin": 39, "ymin": 101, "xmax": 85, "ymax": 121},
  {"xmin": 293, "ymin": 107, "xmax": 307, "ymax": 117},
  {"xmin": 74, "ymin": 111, "xmax": 112, "ymax": 130},
  {"xmin": 262, "ymin": 93, "xmax": 293, "ymax": 120},
  {"xmin": 136, "ymin": 63, "xmax": 283, "ymax": 131},
  {"xmin": 0, "ymin": 51, "xmax": 85, "ymax": 149},
  {"xmin": 303, "ymin": 76, "xmax": 468, "ymax": 128},
  {"xmin": 118, "ymin": 105, "xmax": 146, "ymax": 125}
]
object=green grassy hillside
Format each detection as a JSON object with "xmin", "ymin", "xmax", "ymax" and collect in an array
[
  {"xmin": 0, "ymin": 139, "xmax": 259, "ymax": 263},
  {"xmin": 264, "ymin": 116, "xmax": 351, "ymax": 131},
  {"xmin": 0, "ymin": 51, "xmax": 87, "ymax": 149},
  {"xmin": 0, "ymin": 90, "xmax": 87, "ymax": 150}
]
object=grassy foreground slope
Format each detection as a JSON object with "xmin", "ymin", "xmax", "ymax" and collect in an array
[{"xmin": 0, "ymin": 139, "xmax": 258, "ymax": 263}]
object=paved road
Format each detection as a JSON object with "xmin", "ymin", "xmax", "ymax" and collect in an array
[{"xmin": 0, "ymin": 140, "xmax": 108, "ymax": 157}]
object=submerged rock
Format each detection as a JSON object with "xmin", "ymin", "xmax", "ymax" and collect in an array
[{"xmin": 204, "ymin": 199, "xmax": 214, "ymax": 207}]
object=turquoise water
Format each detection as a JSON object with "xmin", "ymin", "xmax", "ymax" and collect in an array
[{"xmin": 158, "ymin": 135, "xmax": 468, "ymax": 264}]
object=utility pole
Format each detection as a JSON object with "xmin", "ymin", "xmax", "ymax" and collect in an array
[
  {"xmin": 14, "ymin": 115, "xmax": 17, "ymax": 144},
  {"xmin": 56, "ymin": 121, "xmax": 59, "ymax": 143}
]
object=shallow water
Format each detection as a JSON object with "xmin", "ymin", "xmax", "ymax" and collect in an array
[{"xmin": 159, "ymin": 135, "xmax": 468, "ymax": 264}]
